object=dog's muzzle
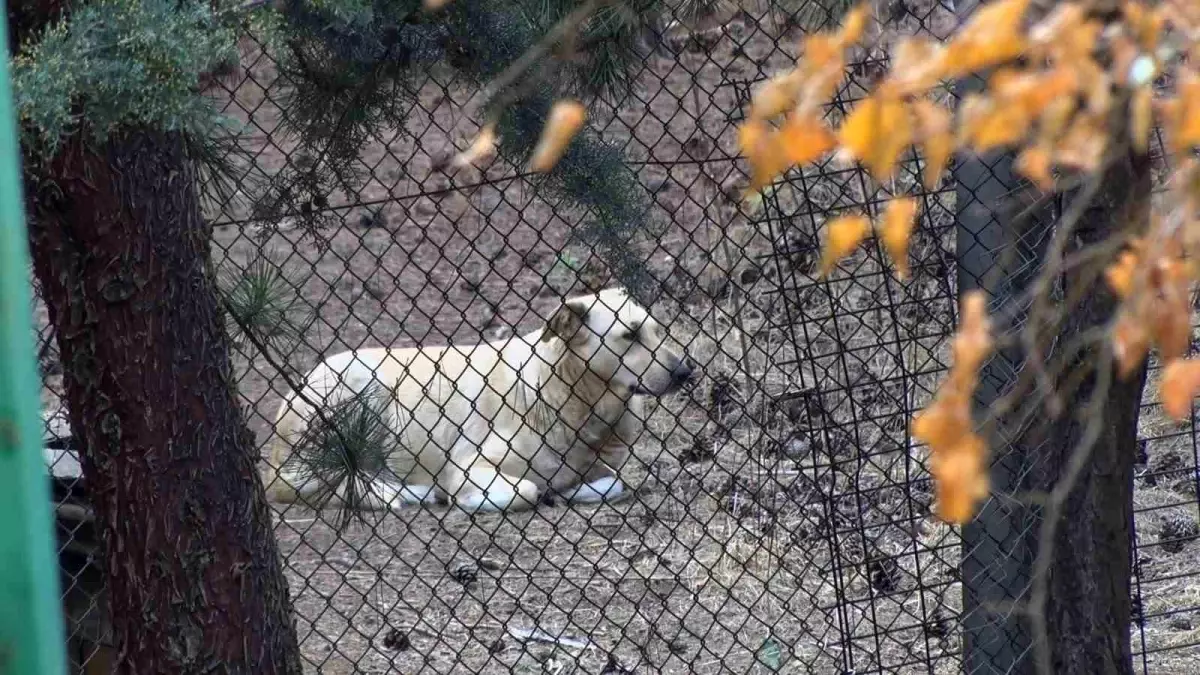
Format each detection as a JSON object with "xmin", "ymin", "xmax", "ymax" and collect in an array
[{"xmin": 630, "ymin": 357, "xmax": 698, "ymax": 396}]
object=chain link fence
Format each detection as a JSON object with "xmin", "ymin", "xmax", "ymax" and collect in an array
[{"xmin": 33, "ymin": 0, "xmax": 1200, "ymax": 673}]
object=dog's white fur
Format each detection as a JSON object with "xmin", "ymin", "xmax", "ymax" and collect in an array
[{"xmin": 262, "ymin": 288, "xmax": 693, "ymax": 513}]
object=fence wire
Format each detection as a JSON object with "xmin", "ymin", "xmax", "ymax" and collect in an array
[{"xmin": 32, "ymin": 1, "xmax": 1200, "ymax": 674}]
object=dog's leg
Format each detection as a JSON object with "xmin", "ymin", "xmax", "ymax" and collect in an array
[
  {"xmin": 454, "ymin": 465, "xmax": 539, "ymax": 513},
  {"xmin": 368, "ymin": 479, "xmax": 440, "ymax": 509},
  {"xmin": 559, "ymin": 465, "xmax": 627, "ymax": 505}
]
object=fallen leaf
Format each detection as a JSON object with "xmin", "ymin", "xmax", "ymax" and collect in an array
[
  {"xmin": 819, "ymin": 214, "xmax": 871, "ymax": 277},
  {"xmin": 530, "ymin": 100, "xmax": 587, "ymax": 173},
  {"xmin": 880, "ymin": 197, "xmax": 918, "ymax": 280}
]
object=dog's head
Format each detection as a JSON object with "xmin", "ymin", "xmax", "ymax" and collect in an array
[{"xmin": 541, "ymin": 288, "xmax": 696, "ymax": 396}]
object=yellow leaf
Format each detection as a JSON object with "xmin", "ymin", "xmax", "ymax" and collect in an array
[
  {"xmin": 838, "ymin": 2, "xmax": 871, "ymax": 47},
  {"xmin": 1036, "ymin": 97, "xmax": 1077, "ymax": 147},
  {"xmin": 954, "ymin": 291, "xmax": 993, "ymax": 375},
  {"xmin": 911, "ymin": 100, "xmax": 953, "ymax": 190},
  {"xmin": 1169, "ymin": 71, "xmax": 1200, "ymax": 152},
  {"xmin": 837, "ymin": 93, "xmax": 913, "ymax": 181},
  {"xmin": 749, "ymin": 70, "xmax": 803, "ymax": 122},
  {"xmin": 530, "ymin": 100, "xmax": 587, "ymax": 173},
  {"xmin": 1015, "ymin": 144, "xmax": 1053, "ymax": 191},
  {"xmin": 450, "ymin": 123, "xmax": 498, "ymax": 169},
  {"xmin": 1113, "ymin": 310, "xmax": 1151, "ymax": 380},
  {"xmin": 913, "ymin": 402, "xmax": 969, "ymax": 451},
  {"xmin": 779, "ymin": 113, "xmax": 836, "ymax": 165},
  {"xmin": 930, "ymin": 434, "xmax": 990, "ymax": 525},
  {"xmin": 1132, "ymin": 85, "xmax": 1154, "ymax": 155},
  {"xmin": 942, "ymin": 0, "xmax": 1032, "ymax": 79},
  {"xmin": 796, "ymin": 35, "xmax": 848, "ymax": 115},
  {"xmin": 990, "ymin": 66, "xmax": 1079, "ymax": 121},
  {"xmin": 1054, "ymin": 113, "xmax": 1107, "ymax": 173},
  {"xmin": 1161, "ymin": 358, "xmax": 1200, "ymax": 422},
  {"xmin": 739, "ymin": 120, "xmax": 789, "ymax": 193},
  {"xmin": 819, "ymin": 214, "xmax": 871, "ymax": 277},
  {"xmin": 960, "ymin": 94, "xmax": 1031, "ymax": 153},
  {"xmin": 885, "ymin": 38, "xmax": 947, "ymax": 96},
  {"xmin": 880, "ymin": 197, "xmax": 918, "ymax": 280},
  {"xmin": 1104, "ymin": 250, "xmax": 1140, "ymax": 298}
]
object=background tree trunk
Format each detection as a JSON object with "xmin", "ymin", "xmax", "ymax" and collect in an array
[
  {"xmin": 25, "ymin": 129, "xmax": 303, "ymax": 674},
  {"xmin": 1025, "ymin": 143, "xmax": 1151, "ymax": 674}
]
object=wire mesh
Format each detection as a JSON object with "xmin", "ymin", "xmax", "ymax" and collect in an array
[{"xmin": 29, "ymin": 1, "xmax": 1200, "ymax": 674}]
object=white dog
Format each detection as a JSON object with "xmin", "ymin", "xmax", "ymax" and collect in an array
[{"xmin": 262, "ymin": 287, "xmax": 694, "ymax": 513}]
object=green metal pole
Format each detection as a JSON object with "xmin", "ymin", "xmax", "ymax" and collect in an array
[{"xmin": 0, "ymin": 6, "xmax": 69, "ymax": 675}]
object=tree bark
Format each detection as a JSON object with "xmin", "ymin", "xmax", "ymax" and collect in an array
[
  {"xmin": 25, "ymin": 129, "xmax": 303, "ymax": 674},
  {"xmin": 1025, "ymin": 142, "xmax": 1151, "ymax": 674}
]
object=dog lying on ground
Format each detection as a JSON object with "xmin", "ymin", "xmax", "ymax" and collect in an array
[{"xmin": 262, "ymin": 287, "xmax": 695, "ymax": 513}]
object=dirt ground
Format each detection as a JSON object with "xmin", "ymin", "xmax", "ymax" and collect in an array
[{"xmin": 35, "ymin": 1, "xmax": 1200, "ymax": 673}]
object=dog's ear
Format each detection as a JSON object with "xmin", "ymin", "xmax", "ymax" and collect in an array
[{"xmin": 542, "ymin": 298, "xmax": 589, "ymax": 344}]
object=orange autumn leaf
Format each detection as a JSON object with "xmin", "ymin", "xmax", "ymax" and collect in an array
[
  {"xmin": 953, "ymin": 291, "xmax": 993, "ymax": 375},
  {"xmin": 1132, "ymin": 86, "xmax": 1154, "ymax": 155},
  {"xmin": 1036, "ymin": 97, "xmax": 1078, "ymax": 147},
  {"xmin": 779, "ymin": 113, "xmax": 836, "ymax": 165},
  {"xmin": 1122, "ymin": 0, "xmax": 1164, "ymax": 52},
  {"xmin": 838, "ymin": 3, "xmax": 870, "ymax": 46},
  {"xmin": 1113, "ymin": 311, "xmax": 1151, "ymax": 379},
  {"xmin": 911, "ymin": 100, "xmax": 953, "ymax": 190},
  {"xmin": 1166, "ymin": 71, "xmax": 1200, "ymax": 152},
  {"xmin": 749, "ymin": 70, "xmax": 804, "ymax": 122},
  {"xmin": 1055, "ymin": 113, "xmax": 1108, "ymax": 173},
  {"xmin": 880, "ymin": 197, "xmax": 918, "ymax": 280},
  {"xmin": 739, "ymin": 120, "xmax": 789, "ymax": 193},
  {"xmin": 837, "ymin": 93, "xmax": 913, "ymax": 181},
  {"xmin": 1150, "ymin": 255, "xmax": 1193, "ymax": 362},
  {"xmin": 530, "ymin": 100, "xmax": 587, "ymax": 172},
  {"xmin": 990, "ymin": 66, "xmax": 1079, "ymax": 121},
  {"xmin": 886, "ymin": 38, "xmax": 947, "ymax": 96},
  {"xmin": 1015, "ymin": 144, "xmax": 1053, "ymax": 191},
  {"xmin": 1160, "ymin": 358, "xmax": 1200, "ymax": 422},
  {"xmin": 960, "ymin": 94, "xmax": 1031, "ymax": 153},
  {"xmin": 819, "ymin": 214, "xmax": 871, "ymax": 277},
  {"xmin": 929, "ymin": 434, "xmax": 990, "ymax": 525},
  {"xmin": 450, "ymin": 123, "xmax": 498, "ymax": 169},
  {"xmin": 913, "ymin": 395, "xmax": 971, "ymax": 449},
  {"xmin": 1104, "ymin": 250, "xmax": 1140, "ymax": 298},
  {"xmin": 941, "ymin": 0, "xmax": 1032, "ymax": 80}
]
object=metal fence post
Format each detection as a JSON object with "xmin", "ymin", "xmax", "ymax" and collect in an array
[{"xmin": 0, "ymin": 6, "xmax": 69, "ymax": 674}]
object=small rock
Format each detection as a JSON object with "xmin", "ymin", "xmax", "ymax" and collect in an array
[
  {"xmin": 382, "ymin": 629, "xmax": 410, "ymax": 651},
  {"xmin": 448, "ymin": 561, "xmax": 479, "ymax": 587},
  {"xmin": 1170, "ymin": 616, "xmax": 1194, "ymax": 631}
]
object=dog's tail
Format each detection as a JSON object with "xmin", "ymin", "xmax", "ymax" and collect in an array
[{"xmin": 263, "ymin": 380, "xmax": 434, "ymax": 522}]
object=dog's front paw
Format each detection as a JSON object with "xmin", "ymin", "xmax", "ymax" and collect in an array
[{"xmin": 564, "ymin": 476, "xmax": 626, "ymax": 504}]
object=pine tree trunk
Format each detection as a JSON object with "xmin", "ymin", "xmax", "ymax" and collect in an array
[
  {"xmin": 1025, "ymin": 139, "xmax": 1151, "ymax": 674},
  {"xmin": 25, "ymin": 130, "xmax": 303, "ymax": 674}
]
